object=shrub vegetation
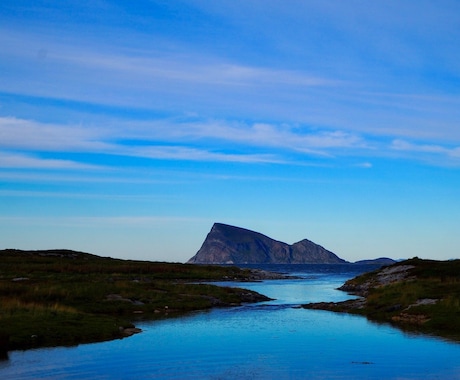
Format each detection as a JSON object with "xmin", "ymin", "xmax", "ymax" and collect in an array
[
  {"xmin": 305, "ymin": 258, "xmax": 460, "ymax": 342},
  {"xmin": 0, "ymin": 249, "xmax": 268, "ymax": 351}
]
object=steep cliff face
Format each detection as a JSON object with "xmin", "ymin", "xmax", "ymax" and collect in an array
[{"xmin": 187, "ymin": 223, "xmax": 347, "ymax": 264}]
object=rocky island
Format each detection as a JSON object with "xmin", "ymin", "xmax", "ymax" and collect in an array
[{"xmin": 188, "ymin": 223, "xmax": 347, "ymax": 264}]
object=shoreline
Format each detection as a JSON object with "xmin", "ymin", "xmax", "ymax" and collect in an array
[
  {"xmin": 302, "ymin": 258, "xmax": 460, "ymax": 343},
  {"xmin": 0, "ymin": 249, "xmax": 275, "ymax": 353}
]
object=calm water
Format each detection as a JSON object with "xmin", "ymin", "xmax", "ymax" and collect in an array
[{"xmin": 1, "ymin": 265, "xmax": 459, "ymax": 379}]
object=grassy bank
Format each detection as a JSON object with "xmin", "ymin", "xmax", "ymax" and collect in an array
[
  {"xmin": 0, "ymin": 249, "xmax": 271, "ymax": 351},
  {"xmin": 303, "ymin": 258, "xmax": 460, "ymax": 342}
]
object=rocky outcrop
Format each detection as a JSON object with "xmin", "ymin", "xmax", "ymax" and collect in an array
[
  {"xmin": 302, "ymin": 263, "xmax": 420, "ymax": 313},
  {"xmin": 187, "ymin": 223, "xmax": 347, "ymax": 264},
  {"xmin": 301, "ymin": 259, "xmax": 460, "ymax": 342},
  {"xmin": 338, "ymin": 264, "xmax": 415, "ymax": 296}
]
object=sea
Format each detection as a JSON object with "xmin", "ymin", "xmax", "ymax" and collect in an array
[{"xmin": 1, "ymin": 264, "xmax": 459, "ymax": 379}]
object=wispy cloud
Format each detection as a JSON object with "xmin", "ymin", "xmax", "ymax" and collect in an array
[
  {"xmin": 0, "ymin": 116, "xmax": 111, "ymax": 152},
  {"xmin": 0, "ymin": 27, "xmax": 339, "ymax": 99},
  {"xmin": 4, "ymin": 114, "xmax": 460, "ymax": 167},
  {"xmin": 122, "ymin": 119, "xmax": 368, "ymax": 155},
  {"xmin": 2, "ymin": 21, "xmax": 460, "ymax": 150},
  {"xmin": 0, "ymin": 117, "xmax": 287, "ymax": 164},
  {"xmin": 391, "ymin": 139, "xmax": 460, "ymax": 166},
  {"xmin": 0, "ymin": 151, "xmax": 100, "ymax": 170},
  {"xmin": 0, "ymin": 116, "xmax": 365, "ymax": 163},
  {"xmin": 0, "ymin": 190, "xmax": 180, "ymax": 203},
  {"xmin": 2, "ymin": 4, "xmax": 460, "ymax": 168},
  {"xmin": 127, "ymin": 145, "xmax": 284, "ymax": 164},
  {"xmin": 355, "ymin": 162, "xmax": 373, "ymax": 169}
]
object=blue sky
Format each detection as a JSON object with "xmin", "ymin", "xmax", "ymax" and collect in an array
[{"xmin": 1, "ymin": 0, "xmax": 459, "ymax": 262}]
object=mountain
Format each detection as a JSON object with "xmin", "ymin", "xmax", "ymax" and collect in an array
[
  {"xmin": 353, "ymin": 257, "xmax": 396, "ymax": 266},
  {"xmin": 187, "ymin": 223, "xmax": 347, "ymax": 264}
]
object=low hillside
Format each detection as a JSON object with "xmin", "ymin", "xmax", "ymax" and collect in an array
[
  {"xmin": 0, "ymin": 249, "xmax": 271, "ymax": 352},
  {"xmin": 303, "ymin": 258, "xmax": 460, "ymax": 342}
]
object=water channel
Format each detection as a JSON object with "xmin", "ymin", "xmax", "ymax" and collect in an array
[{"xmin": 1, "ymin": 265, "xmax": 459, "ymax": 379}]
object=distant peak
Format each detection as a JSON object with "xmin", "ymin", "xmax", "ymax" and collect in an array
[{"xmin": 187, "ymin": 223, "xmax": 347, "ymax": 264}]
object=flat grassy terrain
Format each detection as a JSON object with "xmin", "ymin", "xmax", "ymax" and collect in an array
[
  {"xmin": 303, "ymin": 258, "xmax": 460, "ymax": 342},
  {"xmin": 0, "ymin": 249, "xmax": 270, "ymax": 352}
]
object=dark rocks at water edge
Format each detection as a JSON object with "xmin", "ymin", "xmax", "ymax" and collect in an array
[
  {"xmin": 301, "ymin": 263, "xmax": 420, "ymax": 313},
  {"xmin": 187, "ymin": 223, "xmax": 348, "ymax": 264}
]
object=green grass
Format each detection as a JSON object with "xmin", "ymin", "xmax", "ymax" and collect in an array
[
  {"xmin": 340, "ymin": 258, "xmax": 460, "ymax": 341},
  {"xmin": 0, "ymin": 249, "xmax": 269, "ymax": 351}
]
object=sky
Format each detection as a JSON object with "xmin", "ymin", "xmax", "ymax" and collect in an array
[{"xmin": 1, "ymin": 0, "xmax": 459, "ymax": 263}]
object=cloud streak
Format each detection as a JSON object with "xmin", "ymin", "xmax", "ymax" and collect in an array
[
  {"xmin": 0, "ymin": 116, "xmax": 110, "ymax": 152},
  {"xmin": 391, "ymin": 139, "xmax": 460, "ymax": 165},
  {"xmin": 2, "ymin": 16, "xmax": 460, "ymax": 147},
  {"xmin": 0, "ymin": 113, "xmax": 373, "ymax": 165},
  {"xmin": 2, "ymin": 114, "xmax": 460, "ymax": 167},
  {"xmin": 0, "ymin": 116, "xmax": 286, "ymax": 165},
  {"xmin": 0, "ymin": 151, "xmax": 101, "ymax": 170}
]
